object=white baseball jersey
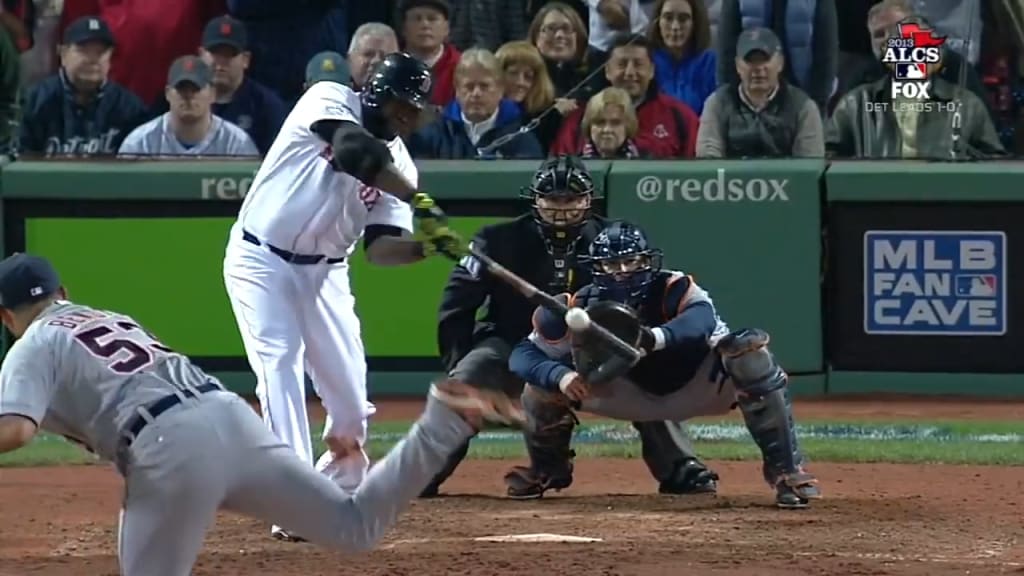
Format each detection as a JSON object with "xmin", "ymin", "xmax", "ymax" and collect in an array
[
  {"xmin": 0, "ymin": 301, "xmax": 215, "ymax": 463},
  {"xmin": 236, "ymin": 81, "xmax": 416, "ymax": 258},
  {"xmin": 118, "ymin": 113, "xmax": 259, "ymax": 157}
]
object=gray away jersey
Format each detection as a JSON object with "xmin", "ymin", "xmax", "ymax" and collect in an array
[{"xmin": 0, "ymin": 301, "xmax": 216, "ymax": 462}]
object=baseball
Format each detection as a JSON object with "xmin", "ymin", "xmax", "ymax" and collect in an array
[{"xmin": 565, "ymin": 307, "xmax": 591, "ymax": 331}]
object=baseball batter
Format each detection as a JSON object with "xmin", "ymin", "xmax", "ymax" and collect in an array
[
  {"xmin": 0, "ymin": 253, "xmax": 523, "ymax": 575},
  {"xmin": 222, "ymin": 53, "xmax": 465, "ymax": 539},
  {"xmin": 506, "ymin": 221, "xmax": 822, "ymax": 508}
]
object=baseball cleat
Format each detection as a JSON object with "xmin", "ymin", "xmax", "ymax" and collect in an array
[
  {"xmin": 504, "ymin": 464, "xmax": 573, "ymax": 500},
  {"xmin": 429, "ymin": 379, "xmax": 526, "ymax": 430},
  {"xmin": 659, "ymin": 458, "xmax": 720, "ymax": 495},
  {"xmin": 271, "ymin": 526, "xmax": 308, "ymax": 543},
  {"xmin": 774, "ymin": 470, "xmax": 821, "ymax": 509}
]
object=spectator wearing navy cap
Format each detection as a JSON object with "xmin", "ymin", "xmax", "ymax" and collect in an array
[
  {"xmin": 19, "ymin": 15, "xmax": 148, "ymax": 157},
  {"xmin": 198, "ymin": 15, "xmax": 287, "ymax": 155},
  {"xmin": 303, "ymin": 51, "xmax": 351, "ymax": 92}
]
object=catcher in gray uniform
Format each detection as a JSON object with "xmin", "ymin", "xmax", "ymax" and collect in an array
[{"xmin": 0, "ymin": 253, "xmax": 523, "ymax": 576}]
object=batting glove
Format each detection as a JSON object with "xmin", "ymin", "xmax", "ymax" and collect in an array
[{"xmin": 413, "ymin": 193, "xmax": 468, "ymax": 261}]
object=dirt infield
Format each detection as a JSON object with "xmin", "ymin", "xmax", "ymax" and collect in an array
[{"xmin": 1, "ymin": 398, "xmax": 1022, "ymax": 576}]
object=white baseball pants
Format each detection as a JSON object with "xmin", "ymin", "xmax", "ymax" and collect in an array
[{"xmin": 223, "ymin": 223, "xmax": 374, "ymax": 494}]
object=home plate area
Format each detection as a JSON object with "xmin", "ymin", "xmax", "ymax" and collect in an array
[{"xmin": 1, "ymin": 457, "xmax": 1021, "ymax": 576}]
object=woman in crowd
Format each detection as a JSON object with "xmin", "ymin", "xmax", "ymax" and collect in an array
[
  {"xmin": 495, "ymin": 40, "xmax": 566, "ymax": 151},
  {"xmin": 527, "ymin": 2, "xmax": 605, "ymax": 109},
  {"xmin": 649, "ymin": 0, "xmax": 716, "ymax": 115},
  {"xmin": 579, "ymin": 86, "xmax": 643, "ymax": 158}
]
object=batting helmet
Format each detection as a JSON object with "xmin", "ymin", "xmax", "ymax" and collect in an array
[
  {"xmin": 360, "ymin": 52, "xmax": 432, "ymax": 111},
  {"xmin": 520, "ymin": 155, "xmax": 596, "ymax": 238},
  {"xmin": 584, "ymin": 220, "xmax": 663, "ymax": 304}
]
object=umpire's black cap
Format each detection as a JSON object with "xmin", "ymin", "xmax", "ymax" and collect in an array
[{"xmin": 0, "ymin": 253, "xmax": 61, "ymax": 310}]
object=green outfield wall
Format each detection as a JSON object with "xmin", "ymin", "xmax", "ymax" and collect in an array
[{"xmin": 1, "ymin": 159, "xmax": 1022, "ymax": 397}]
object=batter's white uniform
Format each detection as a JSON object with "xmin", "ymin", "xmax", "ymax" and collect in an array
[{"xmin": 223, "ymin": 81, "xmax": 416, "ymax": 497}]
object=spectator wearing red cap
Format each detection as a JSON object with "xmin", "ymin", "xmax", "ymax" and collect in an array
[
  {"xmin": 398, "ymin": 0, "xmax": 460, "ymax": 107},
  {"xmin": 19, "ymin": 16, "xmax": 147, "ymax": 157},
  {"xmin": 197, "ymin": 15, "xmax": 287, "ymax": 155},
  {"xmin": 60, "ymin": 0, "xmax": 228, "ymax": 106}
]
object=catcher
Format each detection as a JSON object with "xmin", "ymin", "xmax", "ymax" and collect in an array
[{"xmin": 504, "ymin": 220, "xmax": 822, "ymax": 508}]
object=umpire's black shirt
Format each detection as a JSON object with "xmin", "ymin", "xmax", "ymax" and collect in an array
[{"xmin": 437, "ymin": 214, "xmax": 606, "ymax": 371}]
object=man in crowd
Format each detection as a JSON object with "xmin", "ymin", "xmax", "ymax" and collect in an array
[
  {"xmin": 197, "ymin": 15, "xmax": 287, "ymax": 155},
  {"xmin": 348, "ymin": 23, "xmax": 400, "ymax": 92},
  {"xmin": 60, "ymin": 0, "xmax": 227, "ymax": 105},
  {"xmin": 20, "ymin": 16, "xmax": 147, "ymax": 157},
  {"xmin": 304, "ymin": 51, "xmax": 351, "ymax": 92},
  {"xmin": 716, "ymin": 0, "xmax": 837, "ymax": 116},
  {"xmin": 827, "ymin": 16, "xmax": 1004, "ymax": 160},
  {"xmin": 551, "ymin": 34, "xmax": 698, "ymax": 158},
  {"xmin": 697, "ymin": 28, "xmax": 823, "ymax": 158},
  {"xmin": 118, "ymin": 55, "xmax": 258, "ymax": 157},
  {"xmin": 833, "ymin": 0, "xmax": 991, "ymax": 122},
  {"xmin": 409, "ymin": 47, "xmax": 542, "ymax": 158},
  {"xmin": 399, "ymin": 0, "xmax": 460, "ymax": 107}
]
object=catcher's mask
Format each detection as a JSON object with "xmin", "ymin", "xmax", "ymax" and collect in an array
[
  {"xmin": 583, "ymin": 220, "xmax": 663, "ymax": 306},
  {"xmin": 520, "ymin": 155, "xmax": 596, "ymax": 243},
  {"xmin": 571, "ymin": 300, "xmax": 643, "ymax": 385}
]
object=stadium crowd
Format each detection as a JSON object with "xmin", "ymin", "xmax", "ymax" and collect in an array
[{"xmin": 0, "ymin": 0, "xmax": 1019, "ymax": 160}]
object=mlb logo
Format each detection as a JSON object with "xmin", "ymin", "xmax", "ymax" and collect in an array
[
  {"xmin": 955, "ymin": 274, "xmax": 997, "ymax": 297},
  {"xmin": 895, "ymin": 62, "xmax": 927, "ymax": 80}
]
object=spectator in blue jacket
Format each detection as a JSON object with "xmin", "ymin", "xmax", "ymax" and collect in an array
[
  {"xmin": 227, "ymin": 0, "xmax": 348, "ymax": 103},
  {"xmin": 649, "ymin": 0, "xmax": 716, "ymax": 115},
  {"xmin": 19, "ymin": 15, "xmax": 147, "ymax": 157},
  {"xmin": 197, "ymin": 15, "xmax": 287, "ymax": 155},
  {"xmin": 409, "ymin": 47, "xmax": 543, "ymax": 159}
]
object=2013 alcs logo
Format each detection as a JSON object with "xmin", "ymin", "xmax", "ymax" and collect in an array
[{"xmin": 881, "ymin": 20, "xmax": 945, "ymax": 100}]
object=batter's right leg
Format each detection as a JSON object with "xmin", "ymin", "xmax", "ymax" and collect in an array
[
  {"xmin": 223, "ymin": 238, "xmax": 312, "ymax": 466},
  {"xmin": 503, "ymin": 385, "xmax": 577, "ymax": 499}
]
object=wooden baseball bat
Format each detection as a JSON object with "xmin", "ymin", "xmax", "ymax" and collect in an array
[{"xmin": 468, "ymin": 246, "xmax": 645, "ymax": 363}]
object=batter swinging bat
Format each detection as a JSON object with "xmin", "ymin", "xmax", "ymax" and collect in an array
[{"xmin": 467, "ymin": 246, "xmax": 646, "ymax": 363}]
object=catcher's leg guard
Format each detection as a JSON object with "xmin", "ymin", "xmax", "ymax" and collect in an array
[
  {"xmin": 717, "ymin": 328, "xmax": 821, "ymax": 509},
  {"xmin": 504, "ymin": 386, "xmax": 576, "ymax": 500},
  {"xmin": 632, "ymin": 421, "xmax": 718, "ymax": 495}
]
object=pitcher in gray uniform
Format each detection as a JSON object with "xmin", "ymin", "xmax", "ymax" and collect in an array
[{"xmin": 0, "ymin": 253, "xmax": 524, "ymax": 576}]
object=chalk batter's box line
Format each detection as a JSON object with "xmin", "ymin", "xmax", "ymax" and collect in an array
[{"xmin": 860, "ymin": 230, "xmax": 1008, "ymax": 336}]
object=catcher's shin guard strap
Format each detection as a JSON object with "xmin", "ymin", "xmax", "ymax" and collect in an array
[
  {"xmin": 718, "ymin": 329, "xmax": 787, "ymax": 397},
  {"xmin": 520, "ymin": 386, "xmax": 576, "ymax": 476},
  {"xmin": 737, "ymin": 386, "xmax": 804, "ymax": 484}
]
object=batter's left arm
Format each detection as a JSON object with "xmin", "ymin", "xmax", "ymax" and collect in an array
[{"xmin": 363, "ymin": 224, "xmax": 426, "ymax": 266}]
